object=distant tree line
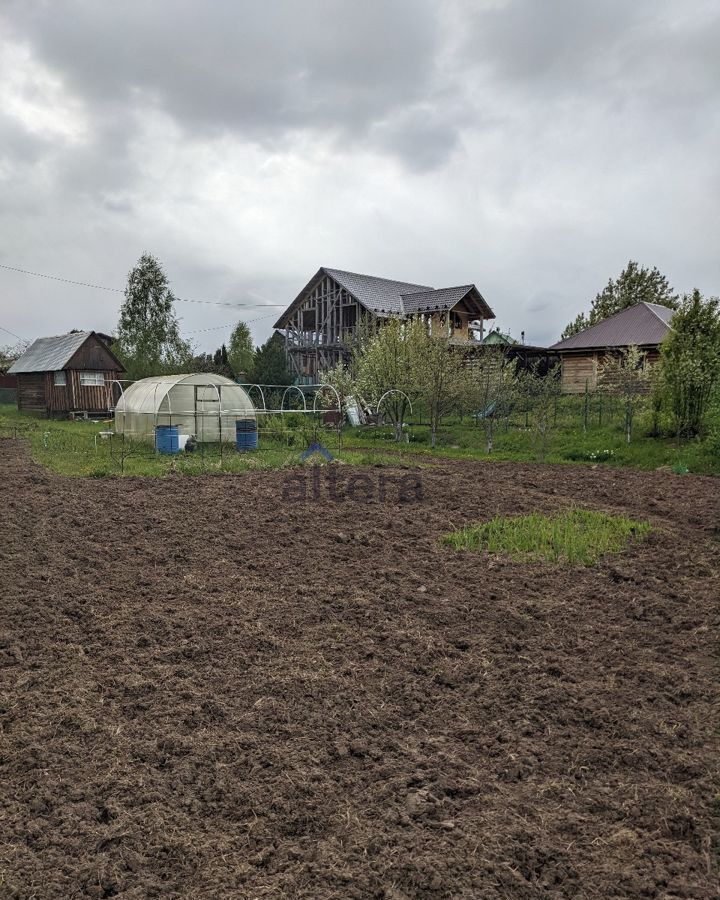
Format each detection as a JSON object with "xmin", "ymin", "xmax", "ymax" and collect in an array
[{"xmin": 111, "ymin": 253, "xmax": 720, "ymax": 446}]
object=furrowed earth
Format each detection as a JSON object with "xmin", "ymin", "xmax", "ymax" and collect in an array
[{"xmin": 1, "ymin": 438, "xmax": 719, "ymax": 898}]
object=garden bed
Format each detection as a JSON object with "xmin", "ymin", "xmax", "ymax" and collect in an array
[{"xmin": 2, "ymin": 438, "xmax": 719, "ymax": 897}]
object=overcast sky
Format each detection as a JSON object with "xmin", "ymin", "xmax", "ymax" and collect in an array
[{"xmin": 1, "ymin": 0, "xmax": 718, "ymax": 352}]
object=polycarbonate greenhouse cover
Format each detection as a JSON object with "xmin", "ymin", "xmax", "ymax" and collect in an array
[{"xmin": 114, "ymin": 373, "xmax": 255, "ymax": 443}]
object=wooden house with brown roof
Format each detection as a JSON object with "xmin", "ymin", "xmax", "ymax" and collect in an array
[
  {"xmin": 8, "ymin": 331, "xmax": 125, "ymax": 417},
  {"xmin": 549, "ymin": 302, "xmax": 674, "ymax": 393}
]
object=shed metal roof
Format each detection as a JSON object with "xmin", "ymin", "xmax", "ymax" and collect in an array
[
  {"xmin": 549, "ymin": 302, "xmax": 674, "ymax": 352},
  {"xmin": 8, "ymin": 331, "xmax": 94, "ymax": 373}
]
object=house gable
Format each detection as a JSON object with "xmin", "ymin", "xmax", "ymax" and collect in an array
[{"xmin": 66, "ymin": 332, "xmax": 125, "ymax": 372}]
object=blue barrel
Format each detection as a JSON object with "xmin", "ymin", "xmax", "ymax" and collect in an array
[
  {"xmin": 236, "ymin": 418, "xmax": 258, "ymax": 451},
  {"xmin": 155, "ymin": 424, "xmax": 180, "ymax": 454}
]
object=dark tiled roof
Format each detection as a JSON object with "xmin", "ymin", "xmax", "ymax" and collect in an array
[
  {"xmin": 8, "ymin": 331, "xmax": 92, "ymax": 373},
  {"xmin": 550, "ymin": 302, "xmax": 674, "ymax": 351},
  {"xmin": 324, "ymin": 268, "xmax": 431, "ymax": 315},
  {"xmin": 274, "ymin": 268, "xmax": 495, "ymax": 327},
  {"xmin": 401, "ymin": 285, "xmax": 474, "ymax": 313}
]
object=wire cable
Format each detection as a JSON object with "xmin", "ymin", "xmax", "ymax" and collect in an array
[
  {"xmin": 185, "ymin": 311, "xmax": 278, "ymax": 335},
  {"xmin": 0, "ymin": 262, "xmax": 283, "ymax": 308},
  {"xmin": 0, "ymin": 324, "xmax": 27, "ymax": 342}
]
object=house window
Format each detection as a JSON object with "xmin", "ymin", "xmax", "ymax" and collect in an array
[
  {"xmin": 80, "ymin": 372, "xmax": 105, "ymax": 387},
  {"xmin": 54, "ymin": 371, "xmax": 66, "ymax": 386}
]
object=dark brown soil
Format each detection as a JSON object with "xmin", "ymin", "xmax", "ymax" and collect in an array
[{"xmin": 1, "ymin": 438, "xmax": 719, "ymax": 899}]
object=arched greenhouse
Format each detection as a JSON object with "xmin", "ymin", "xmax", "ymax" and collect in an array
[{"xmin": 114, "ymin": 374, "xmax": 255, "ymax": 443}]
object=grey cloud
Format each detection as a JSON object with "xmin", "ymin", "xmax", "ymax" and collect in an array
[
  {"xmin": 460, "ymin": 0, "xmax": 720, "ymax": 118},
  {"xmin": 0, "ymin": 0, "xmax": 718, "ymax": 353},
  {"xmin": 369, "ymin": 104, "xmax": 463, "ymax": 172},
  {"xmin": 0, "ymin": 113, "xmax": 51, "ymax": 167},
  {"xmin": 463, "ymin": 0, "xmax": 642, "ymax": 88},
  {"xmin": 2, "ymin": 0, "xmax": 445, "ymax": 151}
]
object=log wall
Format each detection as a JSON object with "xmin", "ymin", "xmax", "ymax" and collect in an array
[
  {"xmin": 560, "ymin": 353, "xmax": 598, "ymax": 393},
  {"xmin": 560, "ymin": 348, "xmax": 662, "ymax": 394}
]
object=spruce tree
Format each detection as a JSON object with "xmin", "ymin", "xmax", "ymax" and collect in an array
[{"xmin": 253, "ymin": 332, "xmax": 292, "ymax": 385}]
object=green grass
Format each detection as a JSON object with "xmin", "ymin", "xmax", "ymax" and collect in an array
[
  {"xmin": 442, "ymin": 508, "xmax": 651, "ymax": 565},
  {"xmin": 342, "ymin": 395, "xmax": 720, "ymax": 475},
  {"xmin": 2, "ymin": 395, "xmax": 719, "ymax": 477},
  {"xmin": 0, "ymin": 405, "xmax": 425, "ymax": 476}
]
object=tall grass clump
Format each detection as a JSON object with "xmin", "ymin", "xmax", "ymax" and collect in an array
[{"xmin": 443, "ymin": 507, "xmax": 650, "ymax": 565}]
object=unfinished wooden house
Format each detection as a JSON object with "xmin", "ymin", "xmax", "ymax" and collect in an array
[
  {"xmin": 273, "ymin": 267, "xmax": 495, "ymax": 379},
  {"xmin": 8, "ymin": 331, "xmax": 125, "ymax": 417},
  {"xmin": 549, "ymin": 302, "xmax": 673, "ymax": 393}
]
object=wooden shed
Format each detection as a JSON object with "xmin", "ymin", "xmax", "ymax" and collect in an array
[
  {"xmin": 549, "ymin": 302, "xmax": 674, "ymax": 393},
  {"xmin": 8, "ymin": 331, "xmax": 125, "ymax": 417}
]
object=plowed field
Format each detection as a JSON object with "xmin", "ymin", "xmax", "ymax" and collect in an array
[{"xmin": 2, "ymin": 439, "xmax": 718, "ymax": 898}]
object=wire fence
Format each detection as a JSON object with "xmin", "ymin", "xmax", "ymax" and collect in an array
[
  {"xmin": 373, "ymin": 389, "xmax": 630, "ymax": 436},
  {"xmin": 0, "ymin": 386, "xmax": 681, "ymax": 476}
]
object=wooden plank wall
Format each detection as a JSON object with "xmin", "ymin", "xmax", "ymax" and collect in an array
[
  {"xmin": 17, "ymin": 370, "xmax": 122, "ymax": 416},
  {"xmin": 560, "ymin": 353, "xmax": 597, "ymax": 393},
  {"xmin": 561, "ymin": 349, "xmax": 661, "ymax": 394},
  {"xmin": 17, "ymin": 374, "xmax": 47, "ymax": 412},
  {"xmin": 55, "ymin": 370, "xmax": 122, "ymax": 414}
]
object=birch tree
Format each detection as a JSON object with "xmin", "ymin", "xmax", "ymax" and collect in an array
[
  {"xmin": 227, "ymin": 322, "xmax": 254, "ymax": 380},
  {"xmin": 116, "ymin": 254, "xmax": 192, "ymax": 379}
]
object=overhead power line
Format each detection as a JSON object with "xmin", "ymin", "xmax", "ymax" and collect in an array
[
  {"xmin": 0, "ymin": 262, "xmax": 284, "ymax": 309},
  {"xmin": 0, "ymin": 323, "xmax": 28, "ymax": 342},
  {"xmin": 0, "ymin": 262, "xmax": 121, "ymax": 293},
  {"xmin": 185, "ymin": 311, "xmax": 279, "ymax": 335}
]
